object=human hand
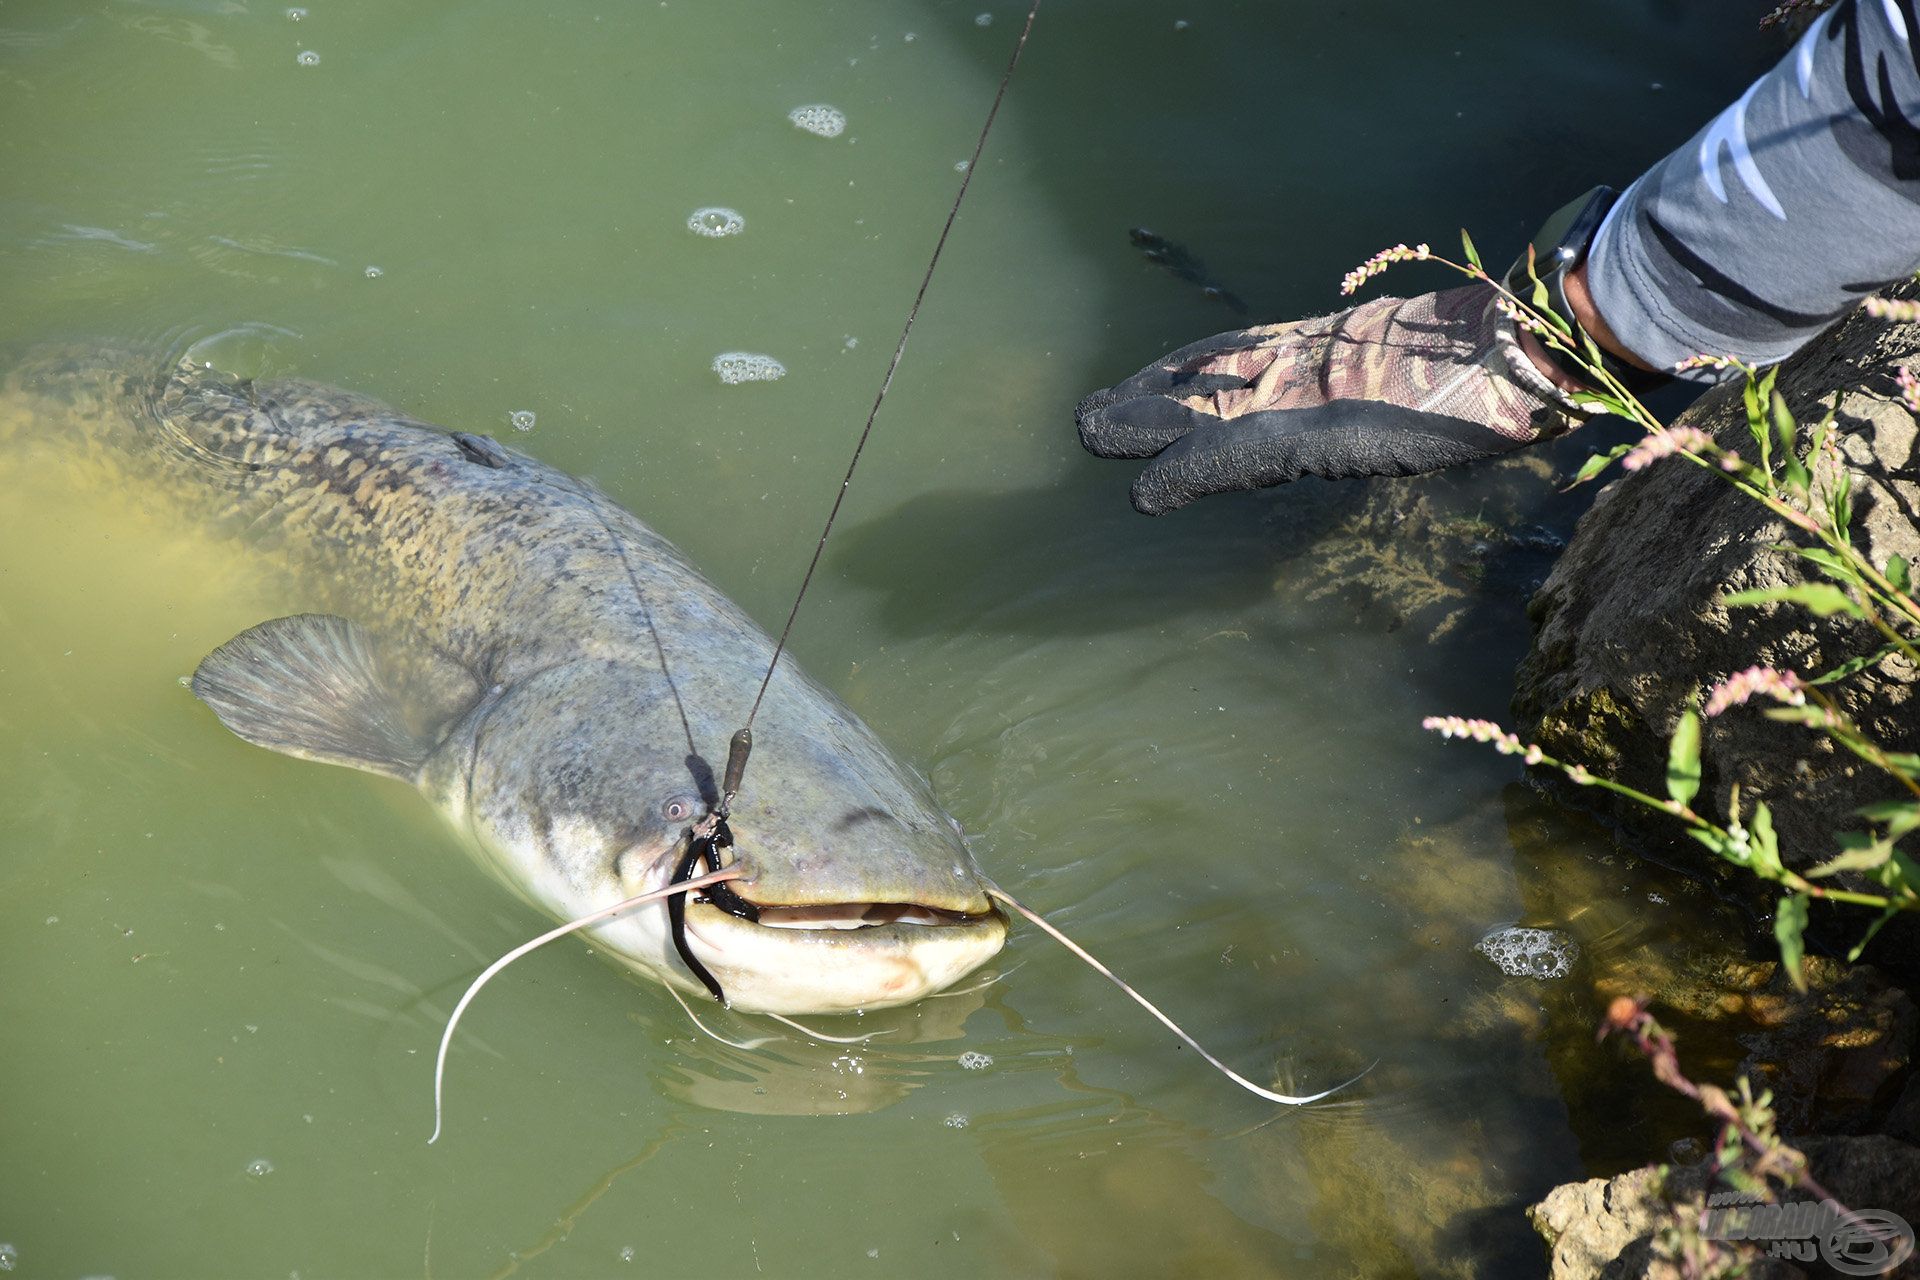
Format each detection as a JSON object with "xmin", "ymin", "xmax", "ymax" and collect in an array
[{"xmin": 1075, "ymin": 283, "xmax": 1588, "ymax": 514}]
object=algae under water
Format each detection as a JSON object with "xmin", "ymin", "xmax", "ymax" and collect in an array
[{"xmin": 0, "ymin": 1, "xmax": 1776, "ymax": 1275}]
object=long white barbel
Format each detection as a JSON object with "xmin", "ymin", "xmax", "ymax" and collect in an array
[
  {"xmin": 984, "ymin": 885, "xmax": 1371, "ymax": 1106},
  {"xmin": 428, "ymin": 867, "xmax": 743, "ymax": 1143}
]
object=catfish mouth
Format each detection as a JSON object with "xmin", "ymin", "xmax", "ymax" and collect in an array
[
  {"xmin": 677, "ymin": 880, "xmax": 1009, "ymax": 1013},
  {"xmin": 749, "ymin": 901, "xmax": 986, "ymax": 931}
]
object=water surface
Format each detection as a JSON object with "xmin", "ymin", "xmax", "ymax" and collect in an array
[{"xmin": 0, "ymin": 1, "xmax": 1776, "ymax": 1275}]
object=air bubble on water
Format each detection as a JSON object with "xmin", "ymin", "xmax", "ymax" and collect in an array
[
  {"xmin": 363, "ymin": 265, "xmax": 383, "ymax": 279},
  {"xmin": 1647, "ymin": 892, "xmax": 1668, "ymax": 905},
  {"xmin": 1174, "ymin": 19, "xmax": 1191, "ymax": 30},
  {"xmin": 245, "ymin": 1157, "xmax": 275, "ymax": 1177},
  {"xmin": 711, "ymin": 352, "xmax": 786, "ymax": 385},
  {"xmin": 943, "ymin": 1113, "xmax": 969, "ymax": 1128},
  {"xmin": 295, "ymin": 49, "xmax": 319, "ymax": 66},
  {"xmin": 787, "ymin": 105, "xmax": 846, "ymax": 138},
  {"xmin": 867, "ymin": 1248, "xmax": 880, "ymax": 1259},
  {"xmin": 45, "ymin": 916, "xmax": 57, "ymax": 926},
  {"xmin": 1474, "ymin": 925, "xmax": 1579, "ymax": 980},
  {"xmin": 903, "ymin": 31, "xmax": 915, "ymax": 41},
  {"xmin": 687, "ymin": 206, "xmax": 745, "ymax": 237},
  {"xmin": 508, "ymin": 409, "xmax": 536, "ymax": 432},
  {"xmin": 954, "ymin": 160, "xmax": 970, "ymax": 173},
  {"xmin": 974, "ymin": 12, "xmax": 992, "ymax": 25},
  {"xmin": 285, "ymin": 6, "xmax": 307, "ymax": 20},
  {"xmin": 957, "ymin": 1050, "xmax": 992, "ymax": 1070},
  {"xmin": 0, "ymin": 1243, "xmax": 16, "ymax": 1272},
  {"xmin": 619, "ymin": 1246, "xmax": 636, "ymax": 1264}
]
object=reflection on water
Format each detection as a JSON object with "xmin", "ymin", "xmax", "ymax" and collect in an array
[{"xmin": 0, "ymin": 0, "xmax": 1780, "ymax": 1275}]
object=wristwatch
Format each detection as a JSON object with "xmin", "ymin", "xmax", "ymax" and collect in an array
[{"xmin": 1501, "ymin": 185, "xmax": 1670, "ymax": 395}]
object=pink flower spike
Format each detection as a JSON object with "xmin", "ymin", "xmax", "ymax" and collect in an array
[
  {"xmin": 1341, "ymin": 243, "xmax": 1432, "ymax": 296},
  {"xmin": 1897, "ymin": 364, "xmax": 1920, "ymax": 414},
  {"xmin": 1865, "ymin": 296, "xmax": 1920, "ymax": 323},
  {"xmin": 1673, "ymin": 353, "xmax": 1741, "ymax": 374},
  {"xmin": 1703, "ymin": 666, "xmax": 1806, "ymax": 717},
  {"xmin": 1622, "ymin": 426, "xmax": 1711, "ymax": 472}
]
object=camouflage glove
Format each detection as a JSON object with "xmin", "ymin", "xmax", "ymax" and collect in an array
[{"xmin": 1074, "ymin": 283, "xmax": 1591, "ymax": 515}]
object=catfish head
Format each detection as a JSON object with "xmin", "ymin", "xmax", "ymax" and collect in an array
[{"xmin": 190, "ymin": 613, "xmax": 1006, "ymax": 1015}]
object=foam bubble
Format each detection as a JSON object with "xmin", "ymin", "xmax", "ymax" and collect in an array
[
  {"xmin": 975, "ymin": 12, "xmax": 992, "ymax": 25},
  {"xmin": 711, "ymin": 353, "xmax": 785, "ymax": 385},
  {"xmin": 363, "ymin": 265, "xmax": 383, "ymax": 279},
  {"xmin": 295, "ymin": 49, "xmax": 319, "ymax": 66},
  {"xmin": 0, "ymin": 1243, "xmax": 16, "ymax": 1272},
  {"xmin": 943, "ymin": 1113, "xmax": 969, "ymax": 1128},
  {"xmin": 687, "ymin": 206, "xmax": 745, "ymax": 237},
  {"xmin": 285, "ymin": 7, "xmax": 307, "ymax": 20},
  {"xmin": 957, "ymin": 1050, "xmax": 992, "ymax": 1070},
  {"xmin": 619, "ymin": 1246, "xmax": 636, "ymax": 1263},
  {"xmin": 787, "ymin": 104, "xmax": 846, "ymax": 138},
  {"xmin": 245, "ymin": 1157, "xmax": 275, "ymax": 1177},
  {"xmin": 1474, "ymin": 925, "xmax": 1579, "ymax": 980},
  {"xmin": 508, "ymin": 409, "xmax": 536, "ymax": 432}
]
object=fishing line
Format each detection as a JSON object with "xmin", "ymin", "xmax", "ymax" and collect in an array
[
  {"xmin": 715, "ymin": 0, "xmax": 1041, "ymax": 815},
  {"xmin": 667, "ymin": 0, "xmax": 1040, "ymax": 1006}
]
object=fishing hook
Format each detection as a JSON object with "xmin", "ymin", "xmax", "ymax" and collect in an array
[{"xmin": 668, "ymin": 805, "xmax": 760, "ymax": 1004}]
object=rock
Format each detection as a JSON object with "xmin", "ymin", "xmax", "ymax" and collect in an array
[
  {"xmin": 1512, "ymin": 281, "xmax": 1920, "ymax": 978},
  {"xmin": 1532, "ymin": 1134, "xmax": 1920, "ymax": 1278},
  {"xmin": 1530, "ymin": 1169, "xmax": 1671, "ymax": 1279},
  {"xmin": 1737, "ymin": 958, "xmax": 1917, "ymax": 1136}
]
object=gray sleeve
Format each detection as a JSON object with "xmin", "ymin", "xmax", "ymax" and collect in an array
[{"xmin": 1586, "ymin": 0, "xmax": 1920, "ymax": 378}]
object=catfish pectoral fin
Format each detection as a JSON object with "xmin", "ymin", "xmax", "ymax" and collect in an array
[{"xmin": 190, "ymin": 613, "xmax": 480, "ymax": 781}]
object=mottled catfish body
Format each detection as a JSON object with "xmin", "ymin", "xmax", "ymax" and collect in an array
[{"xmin": 1, "ymin": 347, "xmax": 1006, "ymax": 1013}]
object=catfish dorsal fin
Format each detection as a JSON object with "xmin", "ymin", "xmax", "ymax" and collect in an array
[{"xmin": 190, "ymin": 614, "xmax": 479, "ymax": 781}]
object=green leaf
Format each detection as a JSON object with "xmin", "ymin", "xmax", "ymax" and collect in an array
[
  {"xmin": 1460, "ymin": 229, "xmax": 1482, "ymax": 271},
  {"xmin": 1846, "ymin": 904, "xmax": 1903, "ymax": 963},
  {"xmin": 1566, "ymin": 442, "xmax": 1633, "ymax": 488},
  {"xmin": 1829, "ymin": 466, "xmax": 1853, "ymax": 537},
  {"xmin": 1666, "ymin": 710, "xmax": 1702, "ymax": 808},
  {"xmin": 1751, "ymin": 803, "xmax": 1783, "ymax": 878},
  {"xmin": 1763, "ymin": 705, "xmax": 1831, "ymax": 728},
  {"xmin": 1806, "ymin": 834, "xmax": 1892, "ymax": 877},
  {"xmin": 1809, "ymin": 642, "xmax": 1900, "ymax": 686},
  {"xmin": 1888, "ymin": 555, "xmax": 1911, "ymax": 596},
  {"xmin": 1722, "ymin": 584, "xmax": 1863, "ymax": 617},
  {"xmin": 1743, "ymin": 377, "xmax": 1772, "ymax": 477},
  {"xmin": 1770, "ymin": 387, "xmax": 1811, "ymax": 496},
  {"xmin": 1773, "ymin": 892, "xmax": 1810, "ymax": 992},
  {"xmin": 1883, "ymin": 751, "xmax": 1920, "ymax": 775},
  {"xmin": 1855, "ymin": 799, "xmax": 1918, "ymax": 819},
  {"xmin": 1791, "ymin": 546, "xmax": 1857, "ymax": 585}
]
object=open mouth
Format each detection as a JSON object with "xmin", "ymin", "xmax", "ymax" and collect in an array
[
  {"xmin": 745, "ymin": 901, "xmax": 984, "ymax": 931},
  {"xmin": 670, "ymin": 883, "xmax": 1008, "ymax": 1013}
]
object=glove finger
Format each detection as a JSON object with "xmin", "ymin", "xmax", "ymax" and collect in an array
[
  {"xmin": 1078, "ymin": 326, "xmax": 1261, "ymax": 408},
  {"xmin": 1129, "ymin": 401, "xmax": 1532, "ymax": 515},
  {"xmin": 1076, "ymin": 391, "xmax": 1221, "ymax": 459}
]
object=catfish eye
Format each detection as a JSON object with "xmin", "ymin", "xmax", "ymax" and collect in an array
[{"xmin": 661, "ymin": 796, "xmax": 697, "ymax": 823}]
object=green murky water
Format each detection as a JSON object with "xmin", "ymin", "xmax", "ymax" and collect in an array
[{"xmin": 1, "ymin": 2, "xmax": 1780, "ymax": 1275}]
